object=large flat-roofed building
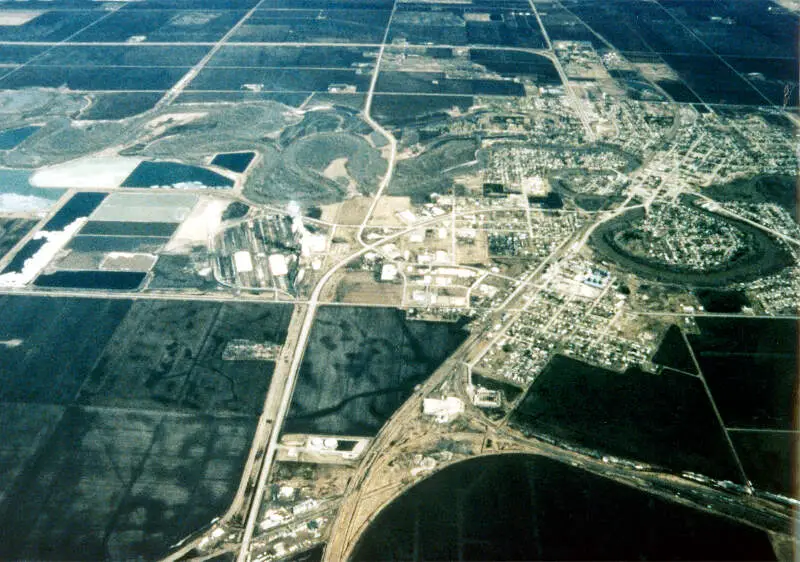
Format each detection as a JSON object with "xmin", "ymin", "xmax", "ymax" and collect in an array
[{"xmin": 268, "ymin": 253, "xmax": 288, "ymax": 276}]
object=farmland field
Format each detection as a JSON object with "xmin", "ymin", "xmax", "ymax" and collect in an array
[
  {"xmin": 510, "ymin": 355, "xmax": 743, "ymax": 481},
  {"xmin": 81, "ymin": 93, "xmax": 163, "ymax": 120},
  {"xmin": 687, "ymin": 318, "xmax": 799, "ymax": 431},
  {"xmin": 0, "ymin": 217, "xmax": 37, "ymax": 261},
  {"xmin": 78, "ymin": 300, "xmax": 292, "ymax": 415},
  {"xmin": 284, "ymin": 306, "xmax": 468, "ymax": 436},
  {"xmin": 68, "ymin": 9, "xmax": 247, "ymax": 43},
  {"xmin": 207, "ymin": 45, "xmax": 377, "ymax": 69},
  {"xmin": 230, "ymin": 9, "xmax": 391, "ymax": 43},
  {"xmin": 187, "ymin": 67, "xmax": 371, "ymax": 94},
  {"xmin": 0, "ymin": 66, "xmax": 189, "ymax": 92},
  {"xmin": 0, "ymin": 296, "xmax": 291, "ymax": 559}
]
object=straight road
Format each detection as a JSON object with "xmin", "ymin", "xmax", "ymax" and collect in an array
[
  {"xmin": 235, "ymin": 302, "xmax": 313, "ymax": 562},
  {"xmin": 358, "ymin": 1, "xmax": 398, "ymax": 245},
  {"xmin": 238, "ymin": 5, "xmax": 400, "ymax": 557}
]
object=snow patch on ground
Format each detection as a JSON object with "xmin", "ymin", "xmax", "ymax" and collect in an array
[
  {"xmin": 0, "ymin": 339, "xmax": 23, "ymax": 348},
  {"xmin": 146, "ymin": 112, "xmax": 207, "ymax": 130},
  {"xmin": 164, "ymin": 197, "xmax": 227, "ymax": 252},
  {"xmin": 0, "ymin": 193, "xmax": 54, "ymax": 213},
  {"xmin": 0, "ymin": 219, "xmax": 84, "ymax": 287},
  {"xmin": 0, "ymin": 10, "xmax": 42, "ymax": 26},
  {"xmin": 148, "ymin": 181, "xmax": 218, "ymax": 190}
]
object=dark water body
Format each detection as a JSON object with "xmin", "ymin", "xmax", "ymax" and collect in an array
[
  {"xmin": 471, "ymin": 373, "xmax": 522, "ymax": 403},
  {"xmin": 34, "ymin": 270, "xmax": 146, "ymax": 291},
  {"xmin": 353, "ymin": 455, "xmax": 776, "ymax": 561},
  {"xmin": 0, "ymin": 126, "xmax": 39, "ymax": 150},
  {"xmin": 43, "ymin": 192, "xmax": 106, "ymax": 231},
  {"xmin": 211, "ymin": 151, "xmax": 256, "ymax": 173},
  {"xmin": 122, "ymin": 162, "xmax": 233, "ymax": 189},
  {"xmin": 0, "ymin": 238, "xmax": 45, "ymax": 274}
]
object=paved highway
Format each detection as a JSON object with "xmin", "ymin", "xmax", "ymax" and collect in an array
[
  {"xmin": 235, "ymin": 303, "xmax": 312, "ymax": 562},
  {"xmin": 357, "ymin": 1, "xmax": 398, "ymax": 245},
  {"xmin": 237, "ymin": 9, "xmax": 405, "ymax": 555}
]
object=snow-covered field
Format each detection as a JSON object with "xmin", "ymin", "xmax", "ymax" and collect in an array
[
  {"xmin": 30, "ymin": 157, "xmax": 141, "ymax": 189},
  {"xmin": 164, "ymin": 197, "xmax": 227, "ymax": 252},
  {"xmin": 92, "ymin": 191, "xmax": 197, "ymax": 223}
]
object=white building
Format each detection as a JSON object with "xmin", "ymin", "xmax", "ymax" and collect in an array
[
  {"xmin": 233, "ymin": 250, "xmax": 253, "ymax": 273},
  {"xmin": 269, "ymin": 253, "xmax": 288, "ymax": 276},
  {"xmin": 380, "ymin": 263, "xmax": 399, "ymax": 281}
]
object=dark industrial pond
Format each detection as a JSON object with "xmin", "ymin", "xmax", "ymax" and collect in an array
[
  {"xmin": 352, "ymin": 455, "xmax": 776, "ymax": 561},
  {"xmin": 122, "ymin": 161, "xmax": 233, "ymax": 189}
]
